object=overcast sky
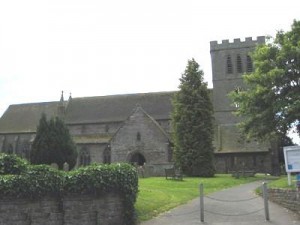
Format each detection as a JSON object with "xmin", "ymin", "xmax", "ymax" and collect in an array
[{"xmin": 1, "ymin": 0, "xmax": 300, "ymax": 143}]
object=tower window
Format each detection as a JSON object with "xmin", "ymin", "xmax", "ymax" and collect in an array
[
  {"xmin": 236, "ymin": 55, "xmax": 243, "ymax": 73},
  {"xmin": 246, "ymin": 55, "xmax": 253, "ymax": 73},
  {"xmin": 226, "ymin": 55, "xmax": 233, "ymax": 74}
]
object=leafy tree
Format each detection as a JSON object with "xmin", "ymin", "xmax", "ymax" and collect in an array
[
  {"xmin": 230, "ymin": 20, "xmax": 300, "ymax": 141},
  {"xmin": 30, "ymin": 113, "xmax": 78, "ymax": 169},
  {"xmin": 172, "ymin": 59, "xmax": 215, "ymax": 177}
]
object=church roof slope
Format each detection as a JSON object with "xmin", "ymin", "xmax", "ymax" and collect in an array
[
  {"xmin": 0, "ymin": 102, "xmax": 59, "ymax": 133},
  {"xmin": 65, "ymin": 91, "xmax": 175, "ymax": 124},
  {"xmin": 0, "ymin": 91, "xmax": 176, "ymax": 133}
]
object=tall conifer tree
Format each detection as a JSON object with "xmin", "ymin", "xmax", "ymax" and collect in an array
[
  {"xmin": 31, "ymin": 113, "xmax": 78, "ymax": 169},
  {"xmin": 172, "ymin": 59, "xmax": 215, "ymax": 177}
]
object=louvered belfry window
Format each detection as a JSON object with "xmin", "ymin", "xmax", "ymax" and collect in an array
[{"xmin": 227, "ymin": 55, "xmax": 233, "ymax": 74}]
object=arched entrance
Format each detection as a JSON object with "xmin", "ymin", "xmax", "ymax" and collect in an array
[{"xmin": 129, "ymin": 152, "xmax": 146, "ymax": 166}]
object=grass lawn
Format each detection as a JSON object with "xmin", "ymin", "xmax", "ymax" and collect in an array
[
  {"xmin": 266, "ymin": 175, "xmax": 297, "ymax": 190},
  {"xmin": 136, "ymin": 174, "xmax": 265, "ymax": 221}
]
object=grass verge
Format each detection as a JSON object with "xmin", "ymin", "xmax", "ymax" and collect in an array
[
  {"xmin": 265, "ymin": 175, "xmax": 297, "ymax": 190},
  {"xmin": 136, "ymin": 174, "xmax": 266, "ymax": 221}
]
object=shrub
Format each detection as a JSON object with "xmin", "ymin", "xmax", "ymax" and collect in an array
[
  {"xmin": 0, "ymin": 153, "xmax": 29, "ymax": 175},
  {"xmin": 0, "ymin": 164, "xmax": 64, "ymax": 199}
]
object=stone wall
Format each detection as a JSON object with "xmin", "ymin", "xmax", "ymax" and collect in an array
[
  {"xmin": 110, "ymin": 107, "xmax": 170, "ymax": 171},
  {"xmin": 0, "ymin": 194, "xmax": 124, "ymax": 225},
  {"xmin": 268, "ymin": 188, "xmax": 300, "ymax": 215},
  {"xmin": 214, "ymin": 152, "xmax": 272, "ymax": 174}
]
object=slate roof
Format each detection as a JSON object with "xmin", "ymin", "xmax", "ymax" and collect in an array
[
  {"xmin": 64, "ymin": 91, "xmax": 175, "ymax": 124},
  {"xmin": 0, "ymin": 102, "xmax": 60, "ymax": 133},
  {"xmin": 0, "ymin": 91, "xmax": 175, "ymax": 134}
]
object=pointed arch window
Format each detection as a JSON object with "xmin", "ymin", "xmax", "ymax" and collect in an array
[
  {"xmin": 226, "ymin": 55, "xmax": 233, "ymax": 74},
  {"xmin": 137, "ymin": 132, "xmax": 141, "ymax": 141},
  {"xmin": 22, "ymin": 141, "xmax": 30, "ymax": 160},
  {"xmin": 236, "ymin": 54, "xmax": 243, "ymax": 73},
  {"xmin": 103, "ymin": 146, "xmax": 111, "ymax": 164},
  {"xmin": 8, "ymin": 144, "xmax": 13, "ymax": 154},
  {"xmin": 79, "ymin": 147, "xmax": 91, "ymax": 166},
  {"xmin": 246, "ymin": 55, "xmax": 253, "ymax": 73}
]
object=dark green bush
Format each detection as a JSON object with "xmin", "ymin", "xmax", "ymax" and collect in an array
[
  {"xmin": 0, "ymin": 164, "xmax": 63, "ymax": 199},
  {"xmin": 0, "ymin": 153, "xmax": 29, "ymax": 175},
  {"xmin": 64, "ymin": 163, "xmax": 137, "ymax": 194}
]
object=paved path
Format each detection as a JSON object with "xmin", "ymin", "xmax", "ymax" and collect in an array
[{"xmin": 140, "ymin": 181, "xmax": 300, "ymax": 225}]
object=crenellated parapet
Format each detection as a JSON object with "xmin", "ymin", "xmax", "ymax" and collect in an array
[{"xmin": 210, "ymin": 36, "xmax": 265, "ymax": 51}]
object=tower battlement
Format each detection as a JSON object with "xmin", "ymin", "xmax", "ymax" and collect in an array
[{"xmin": 210, "ymin": 36, "xmax": 265, "ymax": 51}]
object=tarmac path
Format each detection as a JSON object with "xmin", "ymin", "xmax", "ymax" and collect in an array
[{"xmin": 140, "ymin": 181, "xmax": 300, "ymax": 225}]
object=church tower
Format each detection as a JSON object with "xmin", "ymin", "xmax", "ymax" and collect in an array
[{"xmin": 210, "ymin": 37, "xmax": 266, "ymax": 152}]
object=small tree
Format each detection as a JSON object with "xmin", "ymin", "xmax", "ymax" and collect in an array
[
  {"xmin": 31, "ymin": 113, "xmax": 78, "ymax": 169},
  {"xmin": 172, "ymin": 59, "xmax": 215, "ymax": 177}
]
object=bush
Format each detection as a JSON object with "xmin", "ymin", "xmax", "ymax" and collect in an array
[
  {"xmin": 0, "ymin": 164, "xmax": 64, "ymax": 199},
  {"xmin": 0, "ymin": 153, "xmax": 29, "ymax": 175}
]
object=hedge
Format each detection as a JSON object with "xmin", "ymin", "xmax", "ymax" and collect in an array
[
  {"xmin": 0, "ymin": 154, "xmax": 139, "ymax": 225},
  {"xmin": 0, "ymin": 153, "xmax": 28, "ymax": 175}
]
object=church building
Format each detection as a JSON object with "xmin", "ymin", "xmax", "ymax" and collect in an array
[{"xmin": 0, "ymin": 36, "xmax": 280, "ymax": 175}]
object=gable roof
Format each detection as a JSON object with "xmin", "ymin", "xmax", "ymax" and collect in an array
[
  {"xmin": 64, "ymin": 91, "xmax": 175, "ymax": 124},
  {"xmin": 0, "ymin": 102, "xmax": 60, "ymax": 133},
  {"xmin": 0, "ymin": 91, "xmax": 175, "ymax": 133},
  {"xmin": 111, "ymin": 106, "xmax": 170, "ymax": 142}
]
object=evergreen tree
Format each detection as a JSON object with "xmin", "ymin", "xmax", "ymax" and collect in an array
[
  {"xmin": 31, "ymin": 113, "xmax": 78, "ymax": 169},
  {"xmin": 172, "ymin": 59, "xmax": 215, "ymax": 177}
]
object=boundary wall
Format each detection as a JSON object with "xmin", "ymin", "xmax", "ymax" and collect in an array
[
  {"xmin": 0, "ymin": 193, "xmax": 124, "ymax": 225},
  {"xmin": 268, "ymin": 188, "xmax": 300, "ymax": 216}
]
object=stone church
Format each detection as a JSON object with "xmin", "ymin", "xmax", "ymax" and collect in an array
[{"xmin": 0, "ymin": 36, "xmax": 280, "ymax": 175}]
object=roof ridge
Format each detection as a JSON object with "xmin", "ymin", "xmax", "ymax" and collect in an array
[
  {"xmin": 9, "ymin": 101, "xmax": 60, "ymax": 107},
  {"xmin": 71, "ymin": 91, "xmax": 177, "ymax": 100}
]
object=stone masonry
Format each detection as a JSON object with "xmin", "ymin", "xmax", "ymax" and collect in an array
[{"xmin": 0, "ymin": 194, "xmax": 124, "ymax": 225}]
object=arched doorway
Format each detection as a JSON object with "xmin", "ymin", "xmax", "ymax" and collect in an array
[{"xmin": 129, "ymin": 152, "xmax": 146, "ymax": 166}]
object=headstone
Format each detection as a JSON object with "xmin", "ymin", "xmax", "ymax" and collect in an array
[
  {"xmin": 63, "ymin": 162, "xmax": 69, "ymax": 171},
  {"xmin": 50, "ymin": 163, "xmax": 59, "ymax": 170}
]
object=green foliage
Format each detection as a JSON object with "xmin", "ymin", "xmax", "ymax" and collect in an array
[
  {"xmin": 64, "ymin": 163, "xmax": 138, "ymax": 194},
  {"xmin": 230, "ymin": 20, "xmax": 300, "ymax": 141},
  {"xmin": 0, "ymin": 164, "xmax": 63, "ymax": 198},
  {"xmin": 0, "ymin": 153, "xmax": 28, "ymax": 175},
  {"xmin": 267, "ymin": 175, "xmax": 297, "ymax": 190},
  {"xmin": 31, "ymin": 113, "xmax": 78, "ymax": 169},
  {"xmin": 172, "ymin": 59, "xmax": 215, "ymax": 177}
]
